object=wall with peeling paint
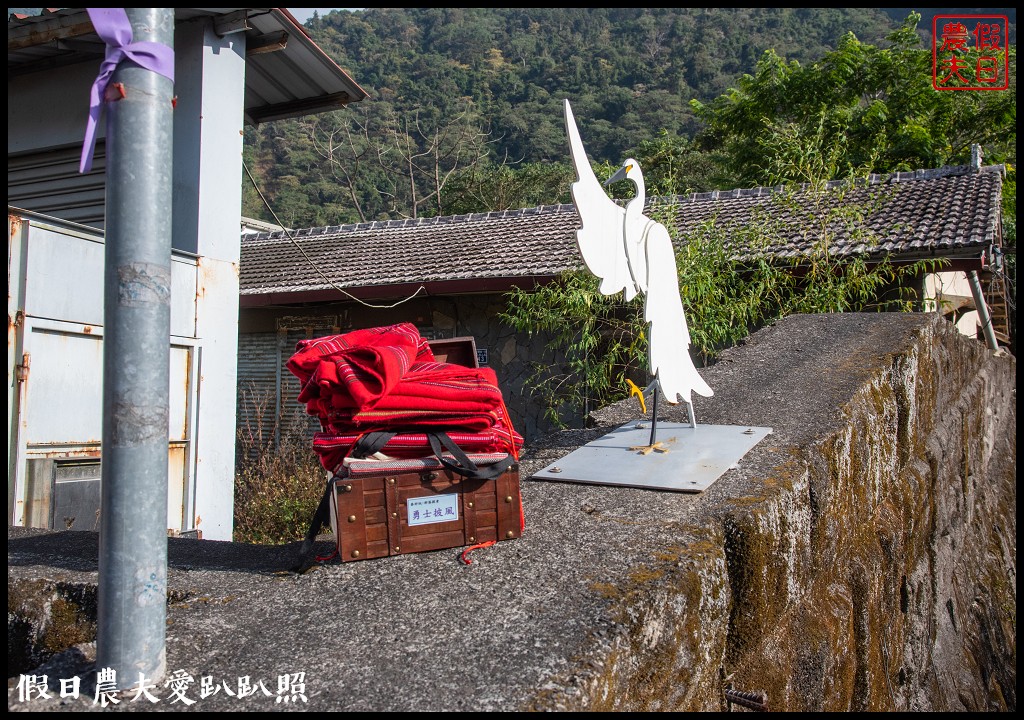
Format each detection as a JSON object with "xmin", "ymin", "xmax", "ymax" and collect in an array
[{"xmin": 7, "ymin": 211, "xmax": 203, "ymax": 535}]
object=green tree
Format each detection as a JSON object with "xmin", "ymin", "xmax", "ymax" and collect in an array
[
  {"xmin": 691, "ymin": 13, "xmax": 1017, "ymax": 186},
  {"xmin": 442, "ymin": 161, "xmax": 576, "ymax": 215},
  {"xmin": 254, "ymin": 7, "xmax": 915, "ymax": 220},
  {"xmin": 631, "ymin": 131, "xmax": 730, "ymax": 196}
]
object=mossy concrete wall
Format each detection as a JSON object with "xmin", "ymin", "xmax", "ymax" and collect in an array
[{"xmin": 551, "ymin": 312, "xmax": 1016, "ymax": 711}]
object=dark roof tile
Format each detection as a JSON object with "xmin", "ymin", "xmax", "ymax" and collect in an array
[{"xmin": 240, "ymin": 164, "xmax": 1004, "ymax": 297}]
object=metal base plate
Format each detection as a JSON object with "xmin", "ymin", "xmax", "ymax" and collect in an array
[{"xmin": 532, "ymin": 422, "xmax": 772, "ymax": 493}]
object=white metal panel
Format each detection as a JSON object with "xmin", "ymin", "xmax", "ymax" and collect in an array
[
  {"xmin": 174, "ymin": 22, "xmax": 248, "ymax": 540},
  {"xmin": 22, "ymin": 319, "xmax": 197, "ymax": 446},
  {"xmin": 168, "ymin": 443, "xmax": 187, "ymax": 532},
  {"xmin": 534, "ymin": 422, "xmax": 773, "ymax": 493},
  {"xmin": 23, "ymin": 220, "xmax": 105, "ymax": 326},
  {"xmin": 8, "ymin": 214, "xmax": 29, "ymax": 523},
  {"xmin": 16, "ymin": 213, "xmax": 198, "ymax": 337},
  {"xmin": 173, "ymin": 19, "xmax": 247, "ymax": 260},
  {"xmin": 191, "ymin": 257, "xmax": 241, "ymax": 540},
  {"xmin": 171, "ymin": 255, "xmax": 198, "ymax": 338},
  {"xmin": 23, "ymin": 323, "xmax": 104, "ymax": 446},
  {"xmin": 15, "ymin": 317, "xmax": 197, "ymax": 530},
  {"xmin": 169, "ymin": 346, "xmax": 192, "ymax": 443},
  {"xmin": 955, "ymin": 310, "xmax": 981, "ymax": 337}
]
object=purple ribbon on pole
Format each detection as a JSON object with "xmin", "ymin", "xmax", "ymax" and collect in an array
[{"xmin": 79, "ymin": 7, "xmax": 176, "ymax": 174}]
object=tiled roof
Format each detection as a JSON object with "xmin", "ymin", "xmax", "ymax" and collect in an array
[
  {"xmin": 665, "ymin": 164, "xmax": 1004, "ymax": 262},
  {"xmin": 240, "ymin": 205, "xmax": 583, "ymax": 299},
  {"xmin": 240, "ymin": 164, "xmax": 1004, "ymax": 299}
]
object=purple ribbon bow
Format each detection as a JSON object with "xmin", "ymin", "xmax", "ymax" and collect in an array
[{"xmin": 79, "ymin": 7, "xmax": 175, "ymax": 174}]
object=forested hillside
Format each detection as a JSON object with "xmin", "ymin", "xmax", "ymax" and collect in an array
[{"xmin": 242, "ymin": 8, "xmax": 1015, "ymax": 228}]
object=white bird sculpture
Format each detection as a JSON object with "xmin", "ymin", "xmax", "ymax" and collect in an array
[{"xmin": 563, "ymin": 99, "xmax": 713, "ymax": 430}]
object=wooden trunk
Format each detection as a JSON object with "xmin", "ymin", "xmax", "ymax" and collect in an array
[{"xmin": 329, "ymin": 457, "xmax": 522, "ymax": 561}]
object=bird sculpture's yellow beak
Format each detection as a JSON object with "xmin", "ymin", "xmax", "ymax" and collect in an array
[{"xmin": 626, "ymin": 379, "xmax": 647, "ymax": 415}]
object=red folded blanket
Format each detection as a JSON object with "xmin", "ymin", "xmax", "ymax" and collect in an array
[
  {"xmin": 288, "ymin": 323, "xmax": 433, "ymax": 409},
  {"xmin": 305, "ymin": 361, "xmax": 504, "ymax": 431},
  {"xmin": 287, "ymin": 324, "xmax": 519, "ymax": 446},
  {"xmin": 323, "ymin": 408, "xmax": 499, "ymax": 434}
]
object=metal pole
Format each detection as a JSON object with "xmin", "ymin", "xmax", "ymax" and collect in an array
[
  {"xmin": 98, "ymin": 7, "xmax": 175, "ymax": 687},
  {"xmin": 648, "ymin": 385, "xmax": 659, "ymax": 446},
  {"xmin": 967, "ymin": 270, "xmax": 999, "ymax": 351}
]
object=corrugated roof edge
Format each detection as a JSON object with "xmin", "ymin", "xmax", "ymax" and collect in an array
[
  {"xmin": 246, "ymin": 203, "xmax": 579, "ymax": 241},
  {"xmin": 658, "ymin": 163, "xmax": 1005, "ymax": 206}
]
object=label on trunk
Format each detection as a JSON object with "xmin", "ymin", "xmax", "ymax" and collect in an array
[{"xmin": 407, "ymin": 493, "xmax": 459, "ymax": 526}]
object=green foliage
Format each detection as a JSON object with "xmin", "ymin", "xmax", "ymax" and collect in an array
[
  {"xmin": 692, "ymin": 13, "xmax": 1017, "ymax": 185},
  {"xmin": 673, "ymin": 218, "xmax": 791, "ymax": 365},
  {"xmin": 501, "ymin": 272, "xmax": 646, "ymax": 427},
  {"xmin": 632, "ymin": 132, "xmax": 731, "ymax": 195},
  {"xmin": 233, "ymin": 386, "xmax": 324, "ymax": 545},
  {"xmin": 245, "ymin": 8, "xmax": 924, "ymax": 227},
  {"xmin": 243, "ymin": 10, "xmax": 1014, "ymax": 229},
  {"xmin": 1003, "ymin": 164, "xmax": 1017, "ymax": 250},
  {"xmin": 442, "ymin": 161, "xmax": 576, "ymax": 215},
  {"xmin": 234, "ymin": 445, "xmax": 324, "ymax": 545},
  {"xmin": 1000, "ymin": 164, "xmax": 1016, "ymax": 347}
]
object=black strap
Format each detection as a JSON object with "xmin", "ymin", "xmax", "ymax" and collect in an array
[
  {"xmin": 426, "ymin": 431, "xmax": 514, "ymax": 481},
  {"xmin": 355, "ymin": 430, "xmax": 513, "ymax": 480},
  {"xmin": 292, "ymin": 472, "xmax": 343, "ymax": 573},
  {"xmin": 351, "ymin": 431, "xmax": 398, "ymax": 458}
]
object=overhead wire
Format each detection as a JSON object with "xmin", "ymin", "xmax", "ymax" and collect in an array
[{"xmin": 242, "ymin": 160, "xmax": 427, "ymax": 310}]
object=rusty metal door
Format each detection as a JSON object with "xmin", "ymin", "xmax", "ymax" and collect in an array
[{"xmin": 8, "ymin": 212, "xmax": 199, "ymax": 533}]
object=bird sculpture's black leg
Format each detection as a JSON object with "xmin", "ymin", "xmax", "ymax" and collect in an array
[{"xmin": 648, "ymin": 385, "xmax": 659, "ymax": 446}]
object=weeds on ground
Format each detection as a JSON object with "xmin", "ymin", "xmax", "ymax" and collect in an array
[{"xmin": 233, "ymin": 384, "xmax": 326, "ymax": 545}]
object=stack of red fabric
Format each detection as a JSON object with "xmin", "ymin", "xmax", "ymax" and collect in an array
[{"xmin": 287, "ymin": 323, "xmax": 523, "ymax": 471}]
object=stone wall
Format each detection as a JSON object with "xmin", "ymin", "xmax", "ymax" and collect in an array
[
  {"xmin": 430, "ymin": 294, "xmax": 572, "ymax": 441},
  {"xmin": 557, "ymin": 312, "xmax": 1016, "ymax": 711}
]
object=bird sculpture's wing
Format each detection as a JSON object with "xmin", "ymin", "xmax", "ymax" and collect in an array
[
  {"xmin": 563, "ymin": 99, "xmax": 636, "ymax": 300},
  {"xmin": 642, "ymin": 220, "xmax": 714, "ymax": 403}
]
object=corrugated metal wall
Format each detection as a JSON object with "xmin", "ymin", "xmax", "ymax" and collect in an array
[
  {"xmin": 279, "ymin": 328, "xmax": 321, "ymax": 444},
  {"xmin": 7, "ymin": 144, "xmax": 107, "ymax": 229},
  {"xmin": 236, "ymin": 331, "xmax": 281, "ymax": 454},
  {"xmin": 236, "ymin": 319, "xmax": 339, "ymax": 457}
]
